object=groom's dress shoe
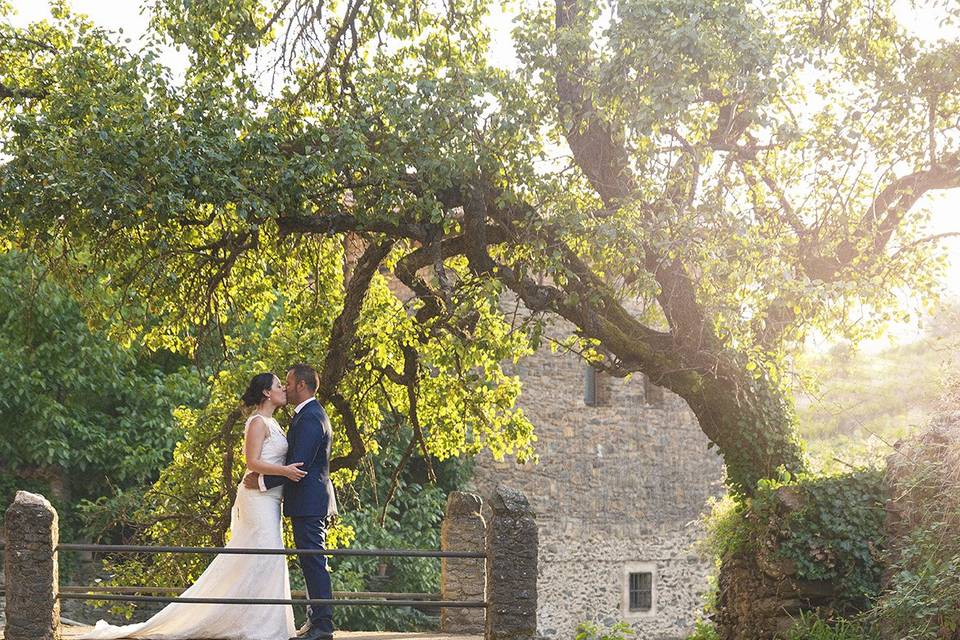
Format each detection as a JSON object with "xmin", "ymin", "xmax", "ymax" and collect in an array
[
  {"xmin": 291, "ymin": 628, "xmax": 333, "ymax": 640},
  {"xmin": 294, "ymin": 620, "xmax": 333, "ymax": 638}
]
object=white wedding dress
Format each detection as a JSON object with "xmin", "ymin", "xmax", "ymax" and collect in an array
[{"xmin": 80, "ymin": 415, "xmax": 296, "ymax": 640}]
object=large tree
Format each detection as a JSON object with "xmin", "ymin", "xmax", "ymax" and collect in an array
[{"xmin": 2, "ymin": 0, "xmax": 959, "ymax": 496}]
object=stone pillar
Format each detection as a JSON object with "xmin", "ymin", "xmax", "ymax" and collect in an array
[
  {"xmin": 485, "ymin": 487, "xmax": 537, "ymax": 640},
  {"xmin": 4, "ymin": 491, "xmax": 60, "ymax": 640},
  {"xmin": 441, "ymin": 492, "xmax": 486, "ymax": 633}
]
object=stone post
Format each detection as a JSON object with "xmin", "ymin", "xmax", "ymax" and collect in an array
[
  {"xmin": 441, "ymin": 492, "xmax": 486, "ymax": 633},
  {"xmin": 4, "ymin": 491, "xmax": 60, "ymax": 640},
  {"xmin": 485, "ymin": 487, "xmax": 537, "ymax": 640}
]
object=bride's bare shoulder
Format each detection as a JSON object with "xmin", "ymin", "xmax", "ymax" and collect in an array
[{"xmin": 244, "ymin": 414, "xmax": 270, "ymax": 437}]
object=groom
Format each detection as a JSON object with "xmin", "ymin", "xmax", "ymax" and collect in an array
[{"xmin": 244, "ymin": 363, "xmax": 336, "ymax": 640}]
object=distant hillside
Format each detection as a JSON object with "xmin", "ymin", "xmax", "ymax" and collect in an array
[{"xmin": 794, "ymin": 301, "xmax": 960, "ymax": 472}]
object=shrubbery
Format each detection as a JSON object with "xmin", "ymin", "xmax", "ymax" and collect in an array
[
  {"xmin": 774, "ymin": 427, "xmax": 960, "ymax": 640},
  {"xmin": 331, "ymin": 422, "xmax": 472, "ymax": 631},
  {"xmin": 702, "ymin": 468, "xmax": 886, "ymax": 610},
  {"xmin": 698, "ymin": 417, "xmax": 960, "ymax": 640},
  {"xmin": 574, "ymin": 621, "xmax": 636, "ymax": 640},
  {"xmin": 781, "ymin": 613, "xmax": 870, "ymax": 640},
  {"xmin": 573, "ymin": 617, "xmax": 718, "ymax": 640},
  {"xmin": 0, "ymin": 250, "xmax": 203, "ymax": 542}
]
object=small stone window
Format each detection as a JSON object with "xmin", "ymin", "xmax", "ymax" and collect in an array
[
  {"xmin": 644, "ymin": 374, "xmax": 664, "ymax": 406},
  {"xmin": 622, "ymin": 562, "xmax": 657, "ymax": 617},
  {"xmin": 628, "ymin": 572, "xmax": 653, "ymax": 612},
  {"xmin": 584, "ymin": 366, "xmax": 609, "ymax": 406}
]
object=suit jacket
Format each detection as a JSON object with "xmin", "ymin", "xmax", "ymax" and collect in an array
[{"xmin": 263, "ymin": 399, "xmax": 335, "ymax": 518}]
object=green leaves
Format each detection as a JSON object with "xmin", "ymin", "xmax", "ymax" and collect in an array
[
  {"xmin": 704, "ymin": 468, "xmax": 886, "ymax": 609},
  {"xmin": 333, "ymin": 423, "xmax": 471, "ymax": 630},
  {"xmin": 2, "ymin": 0, "xmax": 957, "ymax": 512},
  {"xmin": 773, "ymin": 470, "xmax": 885, "ymax": 600},
  {"xmin": 0, "ymin": 249, "xmax": 203, "ymax": 525}
]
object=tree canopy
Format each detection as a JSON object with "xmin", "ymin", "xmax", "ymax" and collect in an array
[
  {"xmin": 2, "ymin": 0, "xmax": 959, "ymax": 496},
  {"xmin": 0, "ymin": 249, "xmax": 201, "ymax": 532}
]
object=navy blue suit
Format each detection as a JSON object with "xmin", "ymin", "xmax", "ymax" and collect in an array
[{"xmin": 263, "ymin": 399, "xmax": 334, "ymax": 632}]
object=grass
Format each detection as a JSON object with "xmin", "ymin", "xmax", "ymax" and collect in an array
[{"xmin": 794, "ymin": 301, "xmax": 960, "ymax": 472}]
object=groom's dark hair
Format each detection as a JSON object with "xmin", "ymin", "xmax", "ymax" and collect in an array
[{"xmin": 288, "ymin": 363, "xmax": 319, "ymax": 392}]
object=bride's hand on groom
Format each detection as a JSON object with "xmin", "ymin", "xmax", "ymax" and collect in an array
[{"xmin": 242, "ymin": 463, "xmax": 306, "ymax": 489}]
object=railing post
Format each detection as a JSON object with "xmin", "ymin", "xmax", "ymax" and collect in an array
[
  {"xmin": 485, "ymin": 487, "xmax": 537, "ymax": 640},
  {"xmin": 4, "ymin": 491, "xmax": 60, "ymax": 640},
  {"xmin": 441, "ymin": 491, "xmax": 486, "ymax": 633}
]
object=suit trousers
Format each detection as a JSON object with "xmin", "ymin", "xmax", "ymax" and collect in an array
[{"xmin": 291, "ymin": 515, "xmax": 334, "ymax": 631}]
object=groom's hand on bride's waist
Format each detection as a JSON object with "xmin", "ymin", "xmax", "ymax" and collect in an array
[{"xmin": 243, "ymin": 472, "xmax": 261, "ymax": 489}]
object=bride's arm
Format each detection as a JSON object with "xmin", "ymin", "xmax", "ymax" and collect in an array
[{"xmin": 244, "ymin": 417, "xmax": 307, "ymax": 480}]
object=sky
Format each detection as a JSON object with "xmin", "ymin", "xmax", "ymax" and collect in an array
[{"xmin": 6, "ymin": 0, "xmax": 960, "ymax": 346}]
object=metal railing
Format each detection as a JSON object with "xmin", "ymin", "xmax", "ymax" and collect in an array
[
  {"xmin": 57, "ymin": 543, "xmax": 485, "ymax": 558},
  {"xmin": 58, "ymin": 593, "xmax": 486, "ymax": 607},
  {"xmin": 48, "ymin": 542, "xmax": 487, "ymax": 609},
  {"xmin": 57, "ymin": 586, "xmax": 441, "ymax": 599}
]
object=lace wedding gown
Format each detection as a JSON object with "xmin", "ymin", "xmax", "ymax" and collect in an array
[{"xmin": 80, "ymin": 415, "xmax": 296, "ymax": 640}]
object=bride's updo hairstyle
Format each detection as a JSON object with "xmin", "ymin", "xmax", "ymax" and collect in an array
[{"xmin": 241, "ymin": 372, "xmax": 276, "ymax": 407}]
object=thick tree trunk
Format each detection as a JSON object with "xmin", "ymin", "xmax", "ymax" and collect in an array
[
  {"xmin": 674, "ymin": 364, "xmax": 806, "ymax": 496},
  {"xmin": 496, "ymin": 233, "xmax": 807, "ymax": 497},
  {"xmin": 547, "ymin": 0, "xmax": 807, "ymax": 496}
]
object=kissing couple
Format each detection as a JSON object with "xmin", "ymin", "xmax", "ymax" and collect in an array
[{"xmin": 80, "ymin": 363, "xmax": 339, "ymax": 640}]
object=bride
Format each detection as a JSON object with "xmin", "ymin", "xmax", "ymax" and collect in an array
[{"xmin": 79, "ymin": 373, "xmax": 307, "ymax": 640}]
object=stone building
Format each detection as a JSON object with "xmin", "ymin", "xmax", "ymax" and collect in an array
[{"xmin": 470, "ymin": 316, "xmax": 725, "ymax": 640}]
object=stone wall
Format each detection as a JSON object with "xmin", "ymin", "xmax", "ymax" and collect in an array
[
  {"xmin": 537, "ymin": 526, "xmax": 713, "ymax": 638},
  {"xmin": 486, "ymin": 487, "xmax": 538, "ymax": 640},
  {"xmin": 470, "ymin": 314, "xmax": 725, "ymax": 639},
  {"xmin": 713, "ymin": 487, "xmax": 841, "ymax": 640}
]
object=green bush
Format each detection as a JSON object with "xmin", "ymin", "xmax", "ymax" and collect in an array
[
  {"xmin": 0, "ymin": 250, "xmax": 203, "ymax": 540},
  {"xmin": 700, "ymin": 493, "xmax": 748, "ymax": 567},
  {"xmin": 332, "ymin": 422, "xmax": 472, "ymax": 631},
  {"xmin": 574, "ymin": 618, "xmax": 718, "ymax": 640},
  {"xmin": 758, "ymin": 470, "xmax": 885, "ymax": 609},
  {"xmin": 701, "ymin": 468, "xmax": 886, "ymax": 611},
  {"xmin": 872, "ymin": 530, "xmax": 960, "ymax": 639},
  {"xmin": 685, "ymin": 619, "xmax": 720, "ymax": 640},
  {"xmin": 574, "ymin": 621, "xmax": 635, "ymax": 640}
]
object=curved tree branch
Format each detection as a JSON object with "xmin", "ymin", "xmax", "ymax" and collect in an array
[
  {"xmin": 216, "ymin": 406, "xmax": 244, "ymax": 546},
  {"xmin": 553, "ymin": 0, "xmax": 712, "ymax": 351},
  {"xmin": 328, "ymin": 392, "xmax": 365, "ymax": 472},
  {"xmin": 799, "ymin": 151, "xmax": 960, "ymax": 282},
  {"xmin": 320, "ymin": 239, "xmax": 393, "ymax": 470}
]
